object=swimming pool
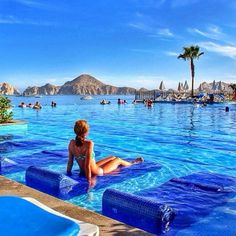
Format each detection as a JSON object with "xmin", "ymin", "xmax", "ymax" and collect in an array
[{"xmin": 1, "ymin": 95, "xmax": 236, "ymax": 235}]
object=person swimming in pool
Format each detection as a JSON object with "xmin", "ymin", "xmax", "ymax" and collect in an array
[{"xmin": 67, "ymin": 120, "xmax": 144, "ymax": 184}]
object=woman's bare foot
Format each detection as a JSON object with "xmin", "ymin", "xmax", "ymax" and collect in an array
[{"xmin": 132, "ymin": 157, "xmax": 144, "ymax": 164}]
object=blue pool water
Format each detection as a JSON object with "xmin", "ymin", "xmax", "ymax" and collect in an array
[{"xmin": 1, "ymin": 95, "xmax": 236, "ymax": 235}]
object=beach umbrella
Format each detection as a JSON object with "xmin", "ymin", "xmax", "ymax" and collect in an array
[
  {"xmin": 218, "ymin": 81, "xmax": 223, "ymax": 91},
  {"xmin": 177, "ymin": 82, "xmax": 183, "ymax": 92},
  {"xmin": 159, "ymin": 81, "xmax": 166, "ymax": 91},
  {"xmin": 211, "ymin": 80, "xmax": 217, "ymax": 92},
  {"xmin": 198, "ymin": 83, "xmax": 203, "ymax": 92},
  {"xmin": 177, "ymin": 82, "xmax": 184, "ymax": 92},
  {"xmin": 183, "ymin": 80, "xmax": 189, "ymax": 91},
  {"xmin": 177, "ymin": 82, "xmax": 181, "ymax": 92},
  {"xmin": 159, "ymin": 81, "xmax": 166, "ymax": 98}
]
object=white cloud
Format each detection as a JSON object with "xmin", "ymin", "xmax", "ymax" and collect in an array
[
  {"xmin": 128, "ymin": 22, "xmax": 150, "ymax": 31},
  {"xmin": 0, "ymin": 14, "xmax": 55, "ymax": 26},
  {"xmin": 188, "ymin": 25, "xmax": 225, "ymax": 40},
  {"xmin": 199, "ymin": 41, "xmax": 236, "ymax": 59},
  {"xmin": 171, "ymin": 0, "xmax": 200, "ymax": 8},
  {"xmin": 131, "ymin": 48, "xmax": 155, "ymax": 54},
  {"xmin": 128, "ymin": 22, "xmax": 174, "ymax": 38},
  {"xmin": 157, "ymin": 28, "xmax": 174, "ymax": 37},
  {"xmin": 0, "ymin": 15, "xmax": 20, "ymax": 24},
  {"xmin": 12, "ymin": 0, "xmax": 48, "ymax": 9},
  {"xmin": 165, "ymin": 51, "xmax": 178, "ymax": 57}
]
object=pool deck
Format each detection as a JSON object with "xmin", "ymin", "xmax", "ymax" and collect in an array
[
  {"xmin": 0, "ymin": 176, "xmax": 152, "ymax": 236},
  {"xmin": 0, "ymin": 119, "xmax": 27, "ymax": 126}
]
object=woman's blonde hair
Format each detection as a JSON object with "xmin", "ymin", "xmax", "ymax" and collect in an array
[{"xmin": 74, "ymin": 120, "xmax": 89, "ymax": 146}]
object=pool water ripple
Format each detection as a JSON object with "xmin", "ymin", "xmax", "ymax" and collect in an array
[{"xmin": 1, "ymin": 96, "xmax": 236, "ymax": 235}]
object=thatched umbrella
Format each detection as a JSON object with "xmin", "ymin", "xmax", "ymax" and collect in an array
[
  {"xmin": 177, "ymin": 82, "xmax": 184, "ymax": 92},
  {"xmin": 211, "ymin": 80, "xmax": 217, "ymax": 93},
  {"xmin": 198, "ymin": 83, "xmax": 203, "ymax": 92},
  {"xmin": 159, "ymin": 81, "xmax": 166, "ymax": 98},
  {"xmin": 218, "ymin": 81, "xmax": 223, "ymax": 91},
  {"xmin": 183, "ymin": 80, "xmax": 189, "ymax": 92},
  {"xmin": 159, "ymin": 81, "xmax": 166, "ymax": 91}
]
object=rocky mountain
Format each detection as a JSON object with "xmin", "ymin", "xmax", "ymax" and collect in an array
[
  {"xmin": 23, "ymin": 83, "xmax": 60, "ymax": 96},
  {"xmin": 58, "ymin": 74, "xmax": 136, "ymax": 95},
  {"xmin": 198, "ymin": 81, "xmax": 234, "ymax": 93},
  {"xmin": 11, "ymin": 74, "xmax": 235, "ymax": 96},
  {"xmin": 23, "ymin": 74, "xmax": 136, "ymax": 95},
  {"xmin": 139, "ymin": 87, "xmax": 149, "ymax": 92},
  {"xmin": 0, "ymin": 82, "xmax": 20, "ymax": 95}
]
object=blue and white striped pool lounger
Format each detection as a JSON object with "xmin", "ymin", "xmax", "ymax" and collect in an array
[
  {"xmin": 0, "ymin": 196, "xmax": 99, "ymax": 236},
  {"xmin": 103, "ymin": 172, "xmax": 236, "ymax": 235}
]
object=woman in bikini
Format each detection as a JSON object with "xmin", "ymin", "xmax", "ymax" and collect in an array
[{"xmin": 67, "ymin": 120, "xmax": 144, "ymax": 184}]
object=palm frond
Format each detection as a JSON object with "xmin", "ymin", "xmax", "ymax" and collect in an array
[
  {"xmin": 177, "ymin": 54, "xmax": 186, "ymax": 60},
  {"xmin": 229, "ymin": 84, "xmax": 236, "ymax": 91}
]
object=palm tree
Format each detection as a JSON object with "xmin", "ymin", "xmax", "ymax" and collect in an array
[
  {"xmin": 178, "ymin": 45, "xmax": 204, "ymax": 97},
  {"xmin": 229, "ymin": 84, "xmax": 236, "ymax": 99}
]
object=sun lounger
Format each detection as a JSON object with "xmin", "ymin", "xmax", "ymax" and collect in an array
[
  {"xmin": 0, "ymin": 196, "xmax": 99, "ymax": 236},
  {"xmin": 25, "ymin": 161, "xmax": 162, "ymax": 199},
  {"xmin": 102, "ymin": 172, "xmax": 236, "ymax": 235}
]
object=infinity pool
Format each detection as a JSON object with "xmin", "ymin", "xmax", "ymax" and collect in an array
[{"xmin": 1, "ymin": 95, "xmax": 236, "ymax": 235}]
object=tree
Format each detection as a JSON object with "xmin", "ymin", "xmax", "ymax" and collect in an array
[
  {"xmin": 229, "ymin": 84, "xmax": 236, "ymax": 100},
  {"xmin": 178, "ymin": 45, "xmax": 204, "ymax": 97},
  {"xmin": 0, "ymin": 96, "xmax": 13, "ymax": 123}
]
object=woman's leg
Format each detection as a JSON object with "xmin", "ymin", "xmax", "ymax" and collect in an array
[
  {"xmin": 101, "ymin": 157, "xmax": 144, "ymax": 174},
  {"xmin": 96, "ymin": 156, "xmax": 116, "ymax": 167}
]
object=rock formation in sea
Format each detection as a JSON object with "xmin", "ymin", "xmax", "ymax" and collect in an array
[
  {"xmin": 0, "ymin": 82, "xmax": 20, "ymax": 95},
  {"xmin": 23, "ymin": 83, "xmax": 60, "ymax": 96}
]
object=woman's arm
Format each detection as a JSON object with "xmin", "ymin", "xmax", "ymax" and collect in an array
[
  {"xmin": 67, "ymin": 142, "xmax": 74, "ymax": 175},
  {"xmin": 85, "ymin": 141, "xmax": 93, "ymax": 181}
]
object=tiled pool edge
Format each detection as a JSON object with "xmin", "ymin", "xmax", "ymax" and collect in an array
[
  {"xmin": 0, "ymin": 120, "xmax": 28, "ymax": 126},
  {"xmin": 0, "ymin": 176, "xmax": 152, "ymax": 236}
]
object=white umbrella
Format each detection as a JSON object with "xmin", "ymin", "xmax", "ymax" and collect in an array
[
  {"xmin": 183, "ymin": 80, "xmax": 189, "ymax": 91},
  {"xmin": 159, "ymin": 81, "xmax": 166, "ymax": 91}
]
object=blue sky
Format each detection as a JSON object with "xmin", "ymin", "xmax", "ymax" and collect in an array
[{"xmin": 0, "ymin": 0, "xmax": 236, "ymax": 91}]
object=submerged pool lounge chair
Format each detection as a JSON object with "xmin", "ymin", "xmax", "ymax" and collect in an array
[
  {"xmin": 0, "ymin": 196, "xmax": 99, "ymax": 236},
  {"xmin": 25, "ymin": 160, "xmax": 162, "ymax": 199},
  {"xmin": 102, "ymin": 172, "xmax": 236, "ymax": 235}
]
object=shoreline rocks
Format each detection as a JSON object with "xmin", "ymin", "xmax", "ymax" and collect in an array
[{"xmin": 0, "ymin": 83, "xmax": 20, "ymax": 96}]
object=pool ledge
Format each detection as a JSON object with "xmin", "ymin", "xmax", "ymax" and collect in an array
[
  {"xmin": 0, "ymin": 120, "xmax": 28, "ymax": 126},
  {"xmin": 0, "ymin": 176, "xmax": 151, "ymax": 236}
]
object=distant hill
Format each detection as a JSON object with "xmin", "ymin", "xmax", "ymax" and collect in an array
[
  {"xmin": 23, "ymin": 83, "xmax": 60, "ymax": 96},
  {"xmin": 197, "ymin": 81, "xmax": 233, "ymax": 93},
  {"xmin": 0, "ymin": 82, "xmax": 20, "ymax": 95},
  {"xmin": 23, "ymin": 74, "xmax": 137, "ymax": 96},
  {"xmin": 1, "ymin": 76, "xmax": 235, "ymax": 96}
]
